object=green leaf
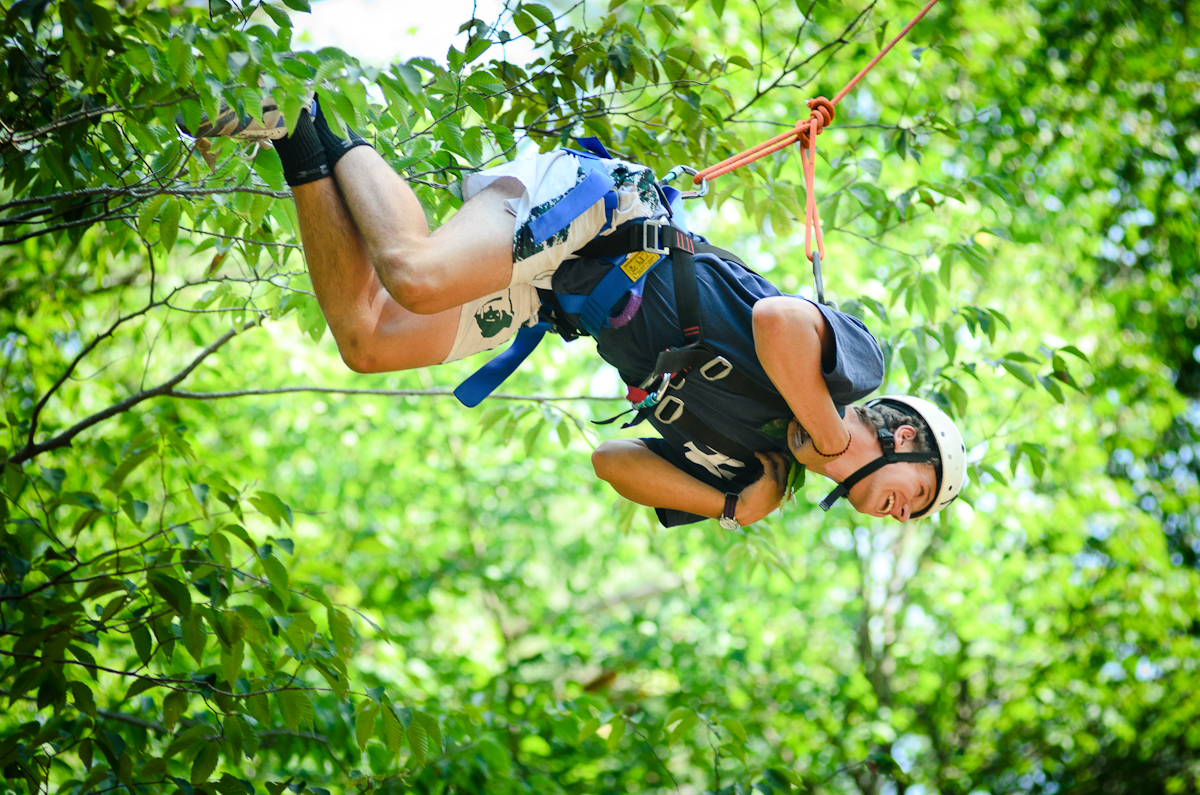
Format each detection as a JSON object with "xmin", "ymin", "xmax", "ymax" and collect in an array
[
  {"xmin": 181, "ymin": 612, "xmax": 206, "ymax": 664},
  {"xmin": 406, "ymin": 715, "xmax": 429, "ymax": 766},
  {"xmin": 160, "ymin": 198, "xmax": 181, "ymax": 252},
  {"xmin": 416, "ymin": 711, "xmax": 442, "ymax": 754},
  {"xmin": 247, "ymin": 692, "xmax": 271, "ymax": 725},
  {"xmin": 464, "ymin": 38, "xmax": 491, "ymax": 64},
  {"xmin": 250, "ymin": 492, "xmax": 293, "ymax": 528},
  {"xmin": 720, "ymin": 717, "xmax": 747, "ymax": 744},
  {"xmin": 381, "ymin": 699, "xmax": 405, "ymax": 752},
  {"xmin": 1058, "ymin": 344, "xmax": 1089, "ymax": 362},
  {"xmin": 523, "ymin": 417, "xmax": 546, "ymax": 456},
  {"xmin": 875, "ymin": 21, "xmax": 889, "ymax": 50},
  {"xmin": 131, "ymin": 624, "xmax": 153, "ymax": 665},
  {"xmin": 137, "ymin": 195, "xmax": 169, "ymax": 239},
  {"xmin": 148, "ymin": 573, "xmax": 192, "ymax": 617},
  {"xmin": 478, "ymin": 736, "xmax": 510, "ymax": 775},
  {"xmin": 166, "ymin": 725, "xmax": 212, "ymax": 759},
  {"xmin": 261, "ymin": 553, "xmax": 289, "ymax": 602},
  {"xmin": 605, "ymin": 717, "xmax": 625, "ymax": 751},
  {"xmin": 221, "ymin": 638, "xmax": 244, "ymax": 684},
  {"xmin": 919, "ymin": 277, "xmax": 938, "ymax": 318},
  {"xmin": 190, "ymin": 741, "xmax": 220, "ymax": 785},
  {"xmin": 939, "ymin": 44, "xmax": 970, "ymax": 68},
  {"xmin": 356, "ymin": 702, "xmax": 379, "ymax": 750},
  {"xmin": 79, "ymin": 764, "xmax": 110, "ymax": 794},
  {"xmin": 163, "ymin": 690, "xmax": 187, "ymax": 732},
  {"xmin": 650, "ymin": 4, "xmax": 678, "ymax": 34},
  {"xmin": 277, "ymin": 689, "xmax": 313, "ymax": 731},
  {"xmin": 667, "ymin": 711, "xmax": 697, "ymax": 745},
  {"xmin": 70, "ymin": 681, "xmax": 97, "ymax": 717},
  {"xmin": 40, "ymin": 467, "xmax": 66, "ymax": 492},
  {"xmin": 577, "ymin": 717, "xmax": 601, "ymax": 742},
  {"xmin": 103, "ymin": 449, "xmax": 153, "ymax": 493},
  {"xmin": 210, "ymin": 531, "xmax": 232, "ymax": 568},
  {"xmin": 1038, "ymin": 374, "xmax": 1065, "ymax": 404},
  {"xmin": 1000, "ymin": 360, "xmax": 1036, "ymax": 388},
  {"xmin": 328, "ymin": 608, "xmax": 354, "ymax": 658},
  {"xmin": 281, "ymin": 0, "xmax": 311, "ymax": 11}
]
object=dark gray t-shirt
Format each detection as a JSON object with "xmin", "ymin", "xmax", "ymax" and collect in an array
[{"xmin": 590, "ymin": 252, "xmax": 884, "ymax": 526}]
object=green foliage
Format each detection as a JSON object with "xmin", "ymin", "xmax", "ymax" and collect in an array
[{"xmin": 2, "ymin": 0, "xmax": 1200, "ymax": 793}]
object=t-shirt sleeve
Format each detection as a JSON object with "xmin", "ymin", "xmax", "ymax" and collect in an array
[{"xmin": 812, "ymin": 301, "xmax": 885, "ymax": 406}]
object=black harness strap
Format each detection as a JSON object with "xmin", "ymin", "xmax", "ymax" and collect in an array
[
  {"xmin": 818, "ymin": 427, "xmax": 937, "ymax": 511},
  {"xmin": 652, "ymin": 346, "xmax": 792, "ymax": 415}
]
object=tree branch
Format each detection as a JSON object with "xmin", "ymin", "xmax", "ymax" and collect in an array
[{"xmin": 11, "ymin": 319, "xmax": 261, "ymax": 465}]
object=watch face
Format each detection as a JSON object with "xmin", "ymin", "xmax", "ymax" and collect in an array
[{"xmin": 718, "ymin": 516, "xmax": 739, "ymax": 531}]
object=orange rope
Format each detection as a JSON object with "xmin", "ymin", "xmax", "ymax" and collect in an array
[{"xmin": 694, "ymin": 0, "xmax": 942, "ymax": 262}]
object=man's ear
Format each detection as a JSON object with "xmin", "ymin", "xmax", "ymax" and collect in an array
[{"xmin": 894, "ymin": 424, "xmax": 917, "ymax": 450}]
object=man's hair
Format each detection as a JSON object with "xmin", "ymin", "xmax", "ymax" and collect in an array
[{"xmin": 851, "ymin": 403, "xmax": 941, "ymax": 480}]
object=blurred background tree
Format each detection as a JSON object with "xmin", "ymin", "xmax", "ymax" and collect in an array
[{"xmin": 1, "ymin": 0, "xmax": 1198, "ymax": 793}]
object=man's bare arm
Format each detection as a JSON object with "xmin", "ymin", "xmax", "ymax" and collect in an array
[
  {"xmin": 592, "ymin": 439, "xmax": 789, "ymax": 525},
  {"xmin": 752, "ymin": 296, "xmax": 850, "ymax": 455}
]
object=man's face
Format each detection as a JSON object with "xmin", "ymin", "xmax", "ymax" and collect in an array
[{"xmin": 847, "ymin": 460, "xmax": 937, "ymax": 523}]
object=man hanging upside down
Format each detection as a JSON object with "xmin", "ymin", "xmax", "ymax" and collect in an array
[{"xmin": 187, "ymin": 97, "xmax": 967, "ymax": 529}]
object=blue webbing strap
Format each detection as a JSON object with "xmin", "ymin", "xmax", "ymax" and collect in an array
[
  {"xmin": 578, "ymin": 255, "xmax": 661, "ymax": 337},
  {"xmin": 574, "ymin": 137, "xmax": 613, "ymax": 158},
  {"xmin": 526, "ymin": 167, "xmax": 616, "ymax": 246},
  {"xmin": 453, "ymin": 321, "xmax": 553, "ymax": 408}
]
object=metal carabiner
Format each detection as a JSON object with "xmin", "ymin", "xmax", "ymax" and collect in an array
[
  {"xmin": 812, "ymin": 249, "xmax": 826, "ymax": 306},
  {"xmin": 632, "ymin": 372, "xmax": 673, "ymax": 410},
  {"xmin": 660, "ymin": 165, "xmax": 709, "ymax": 201}
]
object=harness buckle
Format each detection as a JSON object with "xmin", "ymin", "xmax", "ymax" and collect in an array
[
  {"xmin": 654, "ymin": 395, "xmax": 684, "ymax": 424},
  {"xmin": 642, "ymin": 218, "xmax": 668, "ymax": 255},
  {"xmin": 699, "ymin": 356, "xmax": 733, "ymax": 381}
]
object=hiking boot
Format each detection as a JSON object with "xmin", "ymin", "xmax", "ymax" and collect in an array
[{"xmin": 176, "ymin": 97, "xmax": 293, "ymax": 141}]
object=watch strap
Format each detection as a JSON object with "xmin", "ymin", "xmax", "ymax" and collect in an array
[{"xmin": 722, "ymin": 492, "xmax": 738, "ymax": 523}]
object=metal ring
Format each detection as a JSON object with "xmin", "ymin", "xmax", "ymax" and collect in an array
[
  {"xmin": 699, "ymin": 356, "xmax": 733, "ymax": 381},
  {"xmin": 654, "ymin": 395, "xmax": 685, "ymax": 425}
]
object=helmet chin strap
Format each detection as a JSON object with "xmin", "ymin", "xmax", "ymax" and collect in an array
[{"xmin": 819, "ymin": 427, "xmax": 936, "ymax": 512}]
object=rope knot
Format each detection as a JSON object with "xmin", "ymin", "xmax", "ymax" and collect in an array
[{"xmin": 797, "ymin": 97, "xmax": 836, "ymax": 149}]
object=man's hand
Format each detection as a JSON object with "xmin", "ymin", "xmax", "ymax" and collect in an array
[{"xmin": 735, "ymin": 452, "xmax": 791, "ymax": 525}]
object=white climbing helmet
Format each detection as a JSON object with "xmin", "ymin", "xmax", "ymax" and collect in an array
[
  {"xmin": 868, "ymin": 396, "xmax": 967, "ymax": 517},
  {"xmin": 818, "ymin": 394, "xmax": 967, "ymax": 518}
]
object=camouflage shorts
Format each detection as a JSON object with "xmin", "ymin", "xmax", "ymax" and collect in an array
[{"xmin": 444, "ymin": 150, "xmax": 665, "ymax": 363}]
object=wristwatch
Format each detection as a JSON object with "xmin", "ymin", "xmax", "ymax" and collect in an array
[{"xmin": 718, "ymin": 493, "xmax": 739, "ymax": 531}]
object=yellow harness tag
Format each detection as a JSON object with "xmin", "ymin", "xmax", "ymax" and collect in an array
[{"xmin": 620, "ymin": 250, "xmax": 660, "ymax": 281}]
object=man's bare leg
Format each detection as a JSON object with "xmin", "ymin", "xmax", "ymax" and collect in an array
[
  {"xmin": 292, "ymin": 176, "xmax": 460, "ymax": 372},
  {"xmin": 331, "ymin": 146, "xmax": 524, "ymax": 315}
]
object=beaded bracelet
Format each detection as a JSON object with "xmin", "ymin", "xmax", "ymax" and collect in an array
[{"xmin": 812, "ymin": 431, "xmax": 852, "ymax": 458}]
